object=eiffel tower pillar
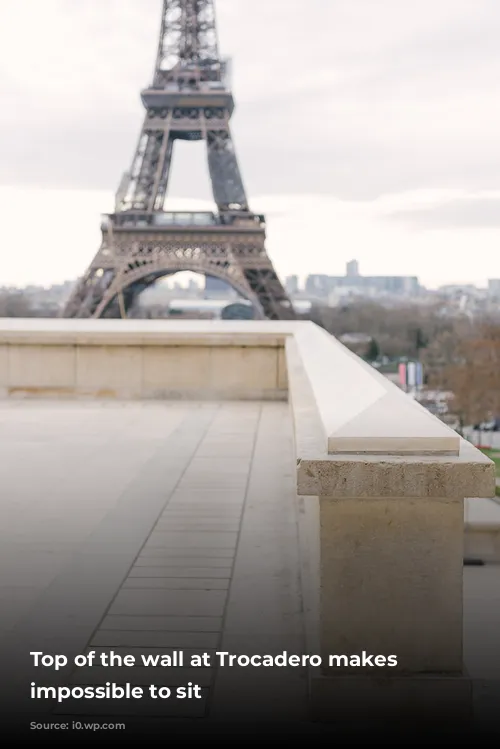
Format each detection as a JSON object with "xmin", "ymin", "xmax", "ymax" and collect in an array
[{"xmin": 62, "ymin": 0, "xmax": 295, "ymax": 321}]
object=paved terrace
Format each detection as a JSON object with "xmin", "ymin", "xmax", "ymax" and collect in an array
[
  {"xmin": 0, "ymin": 319, "xmax": 498, "ymax": 734},
  {"xmin": 0, "ymin": 399, "xmax": 499, "ymax": 729}
]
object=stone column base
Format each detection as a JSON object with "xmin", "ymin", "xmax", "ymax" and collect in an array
[{"xmin": 310, "ymin": 674, "xmax": 473, "ymax": 724}]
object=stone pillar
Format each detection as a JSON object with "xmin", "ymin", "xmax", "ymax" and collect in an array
[
  {"xmin": 311, "ymin": 493, "xmax": 472, "ymax": 723},
  {"xmin": 319, "ymin": 496, "xmax": 464, "ymax": 674}
]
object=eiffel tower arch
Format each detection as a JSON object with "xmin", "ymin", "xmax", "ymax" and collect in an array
[{"xmin": 62, "ymin": 0, "xmax": 295, "ymax": 321}]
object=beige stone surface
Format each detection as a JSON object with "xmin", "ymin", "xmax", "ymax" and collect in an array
[
  {"xmin": 297, "ymin": 452, "xmax": 496, "ymax": 500},
  {"xmin": 278, "ymin": 345, "xmax": 288, "ymax": 391},
  {"xmin": 0, "ymin": 339, "xmax": 285, "ymax": 401},
  {"xmin": 7, "ymin": 344, "xmax": 76, "ymax": 389},
  {"xmin": 76, "ymin": 345, "xmax": 144, "ymax": 391},
  {"xmin": 0, "ymin": 344, "xmax": 8, "ymax": 387},
  {"xmin": 142, "ymin": 346, "xmax": 209, "ymax": 391},
  {"xmin": 319, "ymin": 496, "xmax": 464, "ymax": 674}
]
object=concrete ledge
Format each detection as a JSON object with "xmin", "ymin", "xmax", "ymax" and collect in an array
[
  {"xmin": 292, "ymin": 323, "xmax": 461, "ymax": 455},
  {"xmin": 310, "ymin": 673, "xmax": 473, "ymax": 724},
  {"xmin": 464, "ymin": 498, "xmax": 500, "ymax": 563},
  {"xmin": 286, "ymin": 334, "xmax": 495, "ymax": 499},
  {"xmin": 0, "ymin": 317, "xmax": 496, "ymax": 503},
  {"xmin": 0, "ymin": 321, "xmax": 290, "ymax": 402},
  {"xmin": 297, "ymin": 452, "xmax": 495, "ymax": 500},
  {"xmin": 0, "ymin": 318, "xmax": 295, "ymax": 347},
  {"xmin": 0, "ymin": 386, "xmax": 288, "ymax": 402}
]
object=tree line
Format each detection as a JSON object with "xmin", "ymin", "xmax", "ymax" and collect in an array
[{"xmin": 312, "ymin": 301, "xmax": 500, "ymax": 426}]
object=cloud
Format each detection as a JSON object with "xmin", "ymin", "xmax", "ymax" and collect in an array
[
  {"xmin": 385, "ymin": 195, "xmax": 500, "ymax": 230},
  {"xmin": 1, "ymin": 0, "xmax": 500, "ymax": 203},
  {"xmin": 1, "ymin": 1, "xmax": 500, "ymax": 289}
]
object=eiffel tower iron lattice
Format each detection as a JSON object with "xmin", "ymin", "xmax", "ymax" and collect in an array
[{"xmin": 62, "ymin": 0, "xmax": 295, "ymax": 320}]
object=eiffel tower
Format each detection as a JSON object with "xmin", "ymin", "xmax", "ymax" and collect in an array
[{"xmin": 62, "ymin": 0, "xmax": 295, "ymax": 320}]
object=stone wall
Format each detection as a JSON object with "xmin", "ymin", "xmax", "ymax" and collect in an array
[{"xmin": 0, "ymin": 342, "xmax": 287, "ymax": 401}]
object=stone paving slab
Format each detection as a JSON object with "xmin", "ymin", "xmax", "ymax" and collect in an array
[
  {"xmin": 210, "ymin": 403, "xmax": 308, "ymax": 722},
  {"xmin": 144, "ymin": 531, "xmax": 239, "ymax": 549},
  {"xmin": 122, "ymin": 577, "xmax": 230, "ymax": 590},
  {"xmin": 154, "ymin": 520, "xmax": 241, "ymax": 531},
  {"xmin": 85, "ymin": 646, "xmax": 217, "ymax": 659},
  {"xmin": 91, "ymin": 630, "xmax": 220, "ymax": 648},
  {"xmin": 69, "ymin": 666, "xmax": 215, "ymax": 687},
  {"xmin": 137, "ymin": 549, "xmax": 236, "ymax": 561},
  {"xmin": 128, "ymin": 567, "xmax": 232, "ymax": 578},
  {"xmin": 134, "ymin": 556, "xmax": 234, "ymax": 567},
  {"xmin": 108, "ymin": 581, "xmax": 228, "ymax": 618},
  {"xmin": 100, "ymin": 616, "xmax": 223, "ymax": 631}
]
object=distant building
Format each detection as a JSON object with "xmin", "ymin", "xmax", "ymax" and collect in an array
[
  {"xmin": 167, "ymin": 299, "xmax": 229, "ymax": 319},
  {"xmin": 305, "ymin": 274, "xmax": 333, "ymax": 296},
  {"xmin": 204, "ymin": 276, "xmax": 233, "ymax": 298},
  {"xmin": 292, "ymin": 300, "xmax": 312, "ymax": 316},
  {"xmin": 164, "ymin": 298, "xmax": 310, "ymax": 320},
  {"xmin": 221, "ymin": 302, "xmax": 255, "ymax": 320},
  {"xmin": 285, "ymin": 275, "xmax": 299, "ymax": 295},
  {"xmin": 488, "ymin": 279, "xmax": 500, "ymax": 298},
  {"xmin": 438, "ymin": 284, "xmax": 478, "ymax": 296},
  {"xmin": 346, "ymin": 260, "xmax": 359, "ymax": 278},
  {"xmin": 305, "ymin": 262, "xmax": 420, "ymax": 299}
]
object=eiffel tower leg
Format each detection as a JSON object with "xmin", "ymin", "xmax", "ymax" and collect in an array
[
  {"xmin": 206, "ymin": 127, "xmax": 295, "ymax": 320},
  {"xmin": 120, "ymin": 115, "xmax": 175, "ymax": 213},
  {"xmin": 207, "ymin": 127, "xmax": 249, "ymax": 211}
]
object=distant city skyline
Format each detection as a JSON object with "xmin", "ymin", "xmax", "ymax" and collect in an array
[{"xmin": 1, "ymin": 1, "xmax": 500, "ymax": 290}]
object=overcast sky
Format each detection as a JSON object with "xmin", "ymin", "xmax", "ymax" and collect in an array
[{"xmin": 1, "ymin": 0, "xmax": 500, "ymax": 288}]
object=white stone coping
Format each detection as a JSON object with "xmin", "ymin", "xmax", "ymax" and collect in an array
[
  {"xmin": 291, "ymin": 323, "xmax": 460, "ymax": 456},
  {"xmin": 0, "ymin": 318, "xmax": 496, "ymax": 495},
  {"xmin": 285, "ymin": 325, "xmax": 495, "ymax": 498},
  {"xmin": 464, "ymin": 498, "xmax": 500, "ymax": 530}
]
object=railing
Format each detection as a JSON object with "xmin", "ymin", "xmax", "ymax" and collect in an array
[{"xmin": 102, "ymin": 211, "xmax": 265, "ymax": 230}]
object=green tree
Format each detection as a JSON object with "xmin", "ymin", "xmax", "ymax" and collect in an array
[
  {"xmin": 365, "ymin": 338, "xmax": 380, "ymax": 361},
  {"xmin": 415, "ymin": 327, "xmax": 427, "ymax": 352}
]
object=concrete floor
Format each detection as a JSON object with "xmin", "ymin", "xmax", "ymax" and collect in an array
[{"xmin": 0, "ymin": 401, "xmax": 499, "ymax": 732}]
